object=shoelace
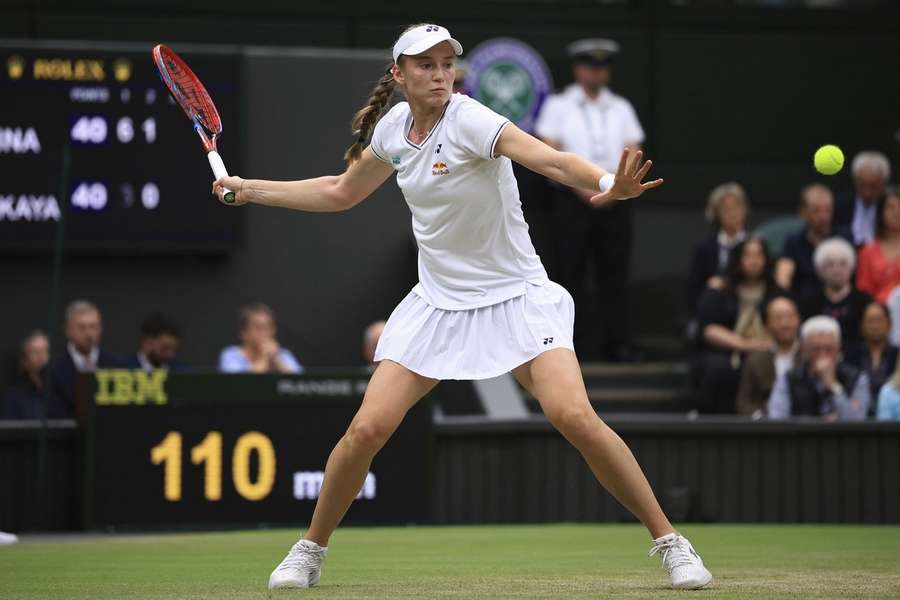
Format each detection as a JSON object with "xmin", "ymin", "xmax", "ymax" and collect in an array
[
  {"xmin": 277, "ymin": 543, "xmax": 324, "ymax": 572},
  {"xmin": 648, "ymin": 537, "xmax": 697, "ymax": 571}
]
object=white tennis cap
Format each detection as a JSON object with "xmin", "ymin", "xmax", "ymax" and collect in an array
[{"xmin": 392, "ymin": 24, "xmax": 463, "ymax": 64}]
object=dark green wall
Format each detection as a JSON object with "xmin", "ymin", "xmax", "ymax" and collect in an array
[{"xmin": 5, "ymin": 1, "xmax": 899, "ymax": 209}]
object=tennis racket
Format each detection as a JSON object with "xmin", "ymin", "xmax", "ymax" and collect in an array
[{"xmin": 152, "ymin": 44, "xmax": 236, "ymax": 204}]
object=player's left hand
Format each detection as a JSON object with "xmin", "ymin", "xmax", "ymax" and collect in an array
[{"xmin": 589, "ymin": 147, "xmax": 664, "ymax": 207}]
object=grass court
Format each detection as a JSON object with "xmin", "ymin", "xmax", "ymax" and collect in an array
[{"xmin": 2, "ymin": 523, "xmax": 899, "ymax": 599}]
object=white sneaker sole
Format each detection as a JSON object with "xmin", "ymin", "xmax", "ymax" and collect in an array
[
  {"xmin": 268, "ymin": 580, "xmax": 311, "ymax": 590},
  {"xmin": 673, "ymin": 570, "xmax": 713, "ymax": 590},
  {"xmin": 268, "ymin": 573, "xmax": 319, "ymax": 590}
]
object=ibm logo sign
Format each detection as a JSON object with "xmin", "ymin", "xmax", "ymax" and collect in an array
[{"xmin": 293, "ymin": 471, "xmax": 376, "ymax": 501}]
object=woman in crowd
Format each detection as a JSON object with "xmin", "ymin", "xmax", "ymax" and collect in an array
[
  {"xmin": 845, "ymin": 301, "xmax": 898, "ymax": 414},
  {"xmin": 857, "ymin": 186, "xmax": 900, "ymax": 303},
  {"xmin": 686, "ymin": 182, "xmax": 749, "ymax": 312},
  {"xmin": 875, "ymin": 358, "xmax": 900, "ymax": 420},
  {"xmin": 1, "ymin": 331, "xmax": 54, "ymax": 420},
  {"xmin": 695, "ymin": 237, "xmax": 783, "ymax": 412},
  {"xmin": 218, "ymin": 303, "xmax": 303, "ymax": 374},
  {"xmin": 798, "ymin": 237, "xmax": 871, "ymax": 349}
]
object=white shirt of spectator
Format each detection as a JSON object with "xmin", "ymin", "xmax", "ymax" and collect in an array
[
  {"xmin": 534, "ymin": 84, "xmax": 645, "ymax": 173},
  {"xmin": 67, "ymin": 342, "xmax": 98, "ymax": 372},
  {"xmin": 717, "ymin": 229, "xmax": 747, "ymax": 272},
  {"xmin": 369, "ymin": 93, "xmax": 548, "ymax": 310},
  {"xmin": 137, "ymin": 351, "xmax": 154, "ymax": 372},
  {"xmin": 774, "ymin": 350, "xmax": 794, "ymax": 380},
  {"xmin": 851, "ymin": 196, "xmax": 877, "ymax": 246}
]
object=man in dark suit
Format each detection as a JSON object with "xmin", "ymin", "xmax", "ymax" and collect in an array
[
  {"xmin": 775, "ymin": 183, "xmax": 852, "ymax": 298},
  {"xmin": 124, "ymin": 313, "xmax": 189, "ymax": 372},
  {"xmin": 50, "ymin": 300, "xmax": 119, "ymax": 418},
  {"xmin": 735, "ymin": 296, "xmax": 800, "ymax": 417},
  {"xmin": 833, "ymin": 150, "xmax": 891, "ymax": 246}
]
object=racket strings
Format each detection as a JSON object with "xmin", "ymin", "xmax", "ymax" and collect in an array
[{"xmin": 159, "ymin": 50, "xmax": 221, "ymax": 134}]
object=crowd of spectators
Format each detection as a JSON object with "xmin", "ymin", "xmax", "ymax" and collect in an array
[
  {"xmin": 687, "ymin": 150, "xmax": 899, "ymax": 421},
  {"xmin": 2, "ymin": 31, "xmax": 897, "ymax": 423},
  {"xmin": 0, "ymin": 301, "xmax": 305, "ymax": 420}
]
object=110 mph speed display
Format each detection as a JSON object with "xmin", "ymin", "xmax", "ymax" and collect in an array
[{"xmin": 0, "ymin": 42, "xmax": 241, "ymax": 251}]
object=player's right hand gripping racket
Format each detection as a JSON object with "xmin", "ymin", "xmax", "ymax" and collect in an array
[{"xmin": 152, "ymin": 44, "xmax": 236, "ymax": 203}]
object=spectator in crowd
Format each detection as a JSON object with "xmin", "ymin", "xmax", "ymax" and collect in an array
[
  {"xmin": 50, "ymin": 300, "xmax": 119, "ymax": 417},
  {"xmin": 735, "ymin": 296, "xmax": 800, "ymax": 418},
  {"xmin": 124, "ymin": 313, "xmax": 188, "ymax": 371},
  {"xmin": 219, "ymin": 303, "xmax": 303, "ymax": 374},
  {"xmin": 887, "ymin": 285, "xmax": 900, "ymax": 347},
  {"xmin": 845, "ymin": 301, "xmax": 898, "ymax": 413},
  {"xmin": 797, "ymin": 237, "xmax": 871, "ymax": 348},
  {"xmin": 768, "ymin": 316, "xmax": 869, "ymax": 420},
  {"xmin": 535, "ymin": 38, "xmax": 644, "ymax": 361},
  {"xmin": 362, "ymin": 320, "xmax": 386, "ymax": 366},
  {"xmin": 875, "ymin": 361, "xmax": 900, "ymax": 421},
  {"xmin": 775, "ymin": 183, "xmax": 851, "ymax": 296},
  {"xmin": 1, "ymin": 331, "xmax": 56, "ymax": 420},
  {"xmin": 856, "ymin": 186, "xmax": 900, "ymax": 303},
  {"xmin": 695, "ymin": 238, "xmax": 782, "ymax": 413},
  {"xmin": 687, "ymin": 182, "xmax": 748, "ymax": 313},
  {"xmin": 834, "ymin": 151, "xmax": 891, "ymax": 246}
]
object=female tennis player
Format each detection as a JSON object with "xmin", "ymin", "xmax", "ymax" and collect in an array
[{"xmin": 213, "ymin": 24, "xmax": 713, "ymax": 592}]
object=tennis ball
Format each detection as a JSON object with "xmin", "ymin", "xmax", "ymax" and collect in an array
[{"xmin": 814, "ymin": 144, "xmax": 844, "ymax": 176}]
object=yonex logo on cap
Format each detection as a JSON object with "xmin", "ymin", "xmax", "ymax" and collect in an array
[{"xmin": 392, "ymin": 24, "xmax": 463, "ymax": 64}]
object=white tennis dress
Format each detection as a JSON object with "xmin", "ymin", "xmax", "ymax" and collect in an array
[{"xmin": 370, "ymin": 93, "xmax": 575, "ymax": 379}]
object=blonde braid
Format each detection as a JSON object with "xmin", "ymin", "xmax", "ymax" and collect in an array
[{"xmin": 344, "ymin": 64, "xmax": 396, "ymax": 166}]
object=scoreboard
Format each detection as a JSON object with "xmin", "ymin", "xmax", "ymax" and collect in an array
[
  {"xmin": 0, "ymin": 42, "xmax": 242, "ymax": 252},
  {"xmin": 79, "ymin": 371, "xmax": 431, "ymax": 529}
]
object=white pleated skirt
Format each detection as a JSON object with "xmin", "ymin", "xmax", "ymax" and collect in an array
[{"xmin": 373, "ymin": 280, "xmax": 575, "ymax": 380}]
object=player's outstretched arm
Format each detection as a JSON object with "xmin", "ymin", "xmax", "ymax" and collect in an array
[
  {"xmin": 211, "ymin": 147, "xmax": 394, "ymax": 212},
  {"xmin": 494, "ymin": 123, "xmax": 663, "ymax": 207}
]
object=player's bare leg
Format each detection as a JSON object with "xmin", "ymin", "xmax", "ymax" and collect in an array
[
  {"xmin": 307, "ymin": 360, "xmax": 437, "ymax": 545},
  {"xmin": 512, "ymin": 348, "xmax": 712, "ymax": 589},
  {"xmin": 269, "ymin": 360, "xmax": 437, "ymax": 589},
  {"xmin": 512, "ymin": 348, "xmax": 670, "ymax": 535}
]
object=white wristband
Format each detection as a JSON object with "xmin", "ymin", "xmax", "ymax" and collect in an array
[{"xmin": 598, "ymin": 173, "xmax": 615, "ymax": 194}]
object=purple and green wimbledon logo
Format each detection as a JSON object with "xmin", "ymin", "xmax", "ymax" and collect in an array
[{"xmin": 464, "ymin": 38, "xmax": 552, "ymax": 133}]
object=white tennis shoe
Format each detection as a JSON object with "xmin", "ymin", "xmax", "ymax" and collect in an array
[
  {"xmin": 268, "ymin": 539, "xmax": 327, "ymax": 590},
  {"xmin": 648, "ymin": 533, "xmax": 713, "ymax": 589}
]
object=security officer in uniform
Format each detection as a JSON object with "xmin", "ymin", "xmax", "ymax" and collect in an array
[{"xmin": 535, "ymin": 38, "xmax": 645, "ymax": 361}]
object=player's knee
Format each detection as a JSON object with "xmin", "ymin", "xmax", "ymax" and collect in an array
[
  {"xmin": 546, "ymin": 404, "xmax": 597, "ymax": 440},
  {"xmin": 344, "ymin": 419, "xmax": 391, "ymax": 455}
]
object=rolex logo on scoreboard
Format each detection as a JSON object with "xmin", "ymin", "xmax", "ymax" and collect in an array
[{"xmin": 6, "ymin": 55, "xmax": 25, "ymax": 80}]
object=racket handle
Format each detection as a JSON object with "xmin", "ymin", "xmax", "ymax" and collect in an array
[{"xmin": 208, "ymin": 150, "xmax": 236, "ymax": 204}]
